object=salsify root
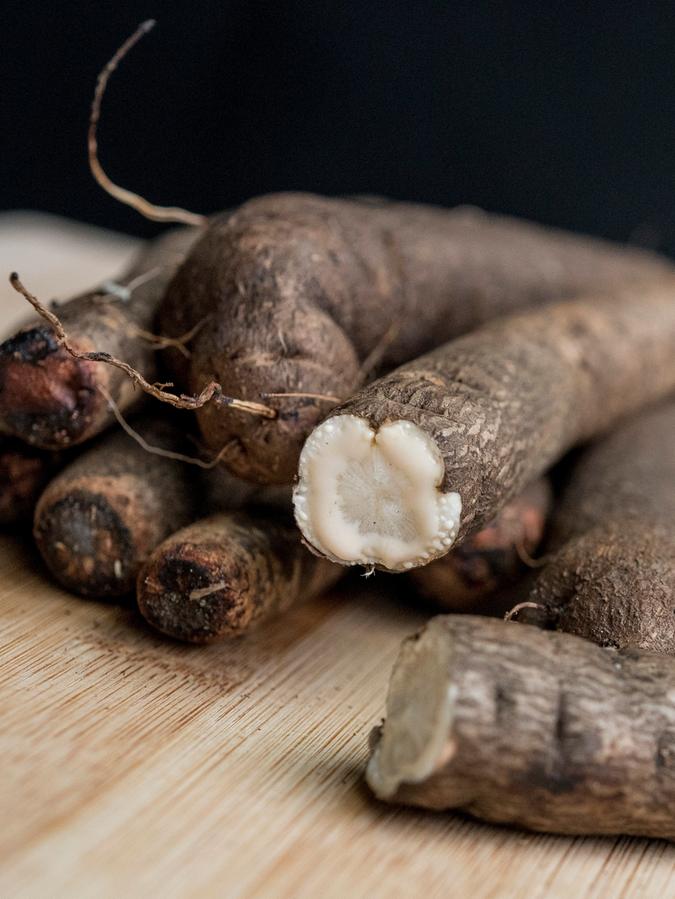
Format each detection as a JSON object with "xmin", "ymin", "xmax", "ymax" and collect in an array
[
  {"xmin": 294, "ymin": 281, "xmax": 675, "ymax": 571},
  {"xmin": 366, "ymin": 614, "xmax": 675, "ymax": 840},
  {"xmin": 7, "ymin": 273, "xmax": 275, "ymax": 432},
  {"xmin": 514, "ymin": 401, "xmax": 675, "ymax": 652},
  {"xmin": 137, "ymin": 511, "xmax": 342, "ymax": 642},
  {"xmin": 159, "ymin": 193, "xmax": 672, "ymax": 484}
]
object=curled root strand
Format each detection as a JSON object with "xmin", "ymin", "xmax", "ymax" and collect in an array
[
  {"xmin": 99, "ymin": 385, "xmax": 236, "ymax": 469},
  {"xmin": 88, "ymin": 20, "xmax": 207, "ymax": 227},
  {"xmin": 130, "ymin": 315, "xmax": 213, "ymax": 359},
  {"xmin": 356, "ymin": 319, "xmax": 401, "ymax": 384},
  {"xmin": 515, "ymin": 541, "xmax": 550, "ymax": 569},
  {"xmin": 504, "ymin": 601, "xmax": 546, "ymax": 622},
  {"xmin": 9, "ymin": 273, "xmax": 276, "ymax": 419}
]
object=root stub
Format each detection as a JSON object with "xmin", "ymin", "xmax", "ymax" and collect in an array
[
  {"xmin": 0, "ymin": 328, "xmax": 101, "ymax": 449},
  {"xmin": 33, "ymin": 418, "xmax": 199, "ymax": 597},
  {"xmin": 35, "ymin": 487, "xmax": 138, "ymax": 597},
  {"xmin": 137, "ymin": 512, "xmax": 342, "ymax": 642},
  {"xmin": 367, "ymin": 615, "xmax": 675, "ymax": 840}
]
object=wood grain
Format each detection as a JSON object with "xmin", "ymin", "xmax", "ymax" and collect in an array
[{"xmin": 1, "ymin": 215, "xmax": 674, "ymax": 898}]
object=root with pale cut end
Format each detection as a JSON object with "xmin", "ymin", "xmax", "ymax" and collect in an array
[
  {"xmin": 366, "ymin": 614, "xmax": 675, "ymax": 840},
  {"xmin": 297, "ymin": 281, "xmax": 675, "ymax": 570},
  {"xmin": 160, "ymin": 193, "xmax": 673, "ymax": 485},
  {"xmin": 293, "ymin": 415, "xmax": 461, "ymax": 571}
]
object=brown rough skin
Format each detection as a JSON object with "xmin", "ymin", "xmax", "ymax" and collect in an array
[
  {"xmin": 204, "ymin": 468, "xmax": 291, "ymax": 515},
  {"xmin": 137, "ymin": 511, "xmax": 342, "ymax": 642},
  {"xmin": 0, "ymin": 436, "xmax": 59, "ymax": 525},
  {"xmin": 0, "ymin": 227, "xmax": 199, "ymax": 449},
  {"xmin": 409, "ymin": 479, "xmax": 551, "ymax": 611},
  {"xmin": 160, "ymin": 192, "xmax": 671, "ymax": 484},
  {"xmin": 33, "ymin": 419, "xmax": 199, "ymax": 597},
  {"xmin": 367, "ymin": 615, "xmax": 675, "ymax": 840},
  {"xmin": 518, "ymin": 402, "xmax": 675, "ymax": 651},
  {"xmin": 324, "ymin": 281, "xmax": 675, "ymax": 552}
]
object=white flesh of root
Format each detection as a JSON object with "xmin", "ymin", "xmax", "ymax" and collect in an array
[
  {"xmin": 293, "ymin": 415, "xmax": 462, "ymax": 571},
  {"xmin": 366, "ymin": 622, "xmax": 457, "ymax": 799}
]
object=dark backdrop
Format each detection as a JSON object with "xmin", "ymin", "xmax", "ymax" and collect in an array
[{"xmin": 4, "ymin": 1, "xmax": 675, "ymax": 252}]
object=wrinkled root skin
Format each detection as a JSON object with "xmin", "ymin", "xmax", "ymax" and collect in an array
[
  {"xmin": 0, "ymin": 437, "xmax": 58, "ymax": 525},
  {"xmin": 518, "ymin": 403, "xmax": 675, "ymax": 651},
  {"xmin": 410, "ymin": 479, "xmax": 551, "ymax": 611},
  {"xmin": 33, "ymin": 420, "xmax": 197, "ymax": 597},
  {"xmin": 137, "ymin": 512, "xmax": 342, "ymax": 642},
  {"xmin": 0, "ymin": 227, "xmax": 199, "ymax": 449},
  {"xmin": 187, "ymin": 290, "xmax": 360, "ymax": 485},
  {"xmin": 521, "ymin": 528, "xmax": 675, "ymax": 651},
  {"xmin": 367, "ymin": 615, "xmax": 675, "ymax": 840},
  {"xmin": 160, "ymin": 193, "xmax": 671, "ymax": 484}
]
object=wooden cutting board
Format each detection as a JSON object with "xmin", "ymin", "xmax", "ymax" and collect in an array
[{"xmin": 1, "ymin": 214, "xmax": 673, "ymax": 898}]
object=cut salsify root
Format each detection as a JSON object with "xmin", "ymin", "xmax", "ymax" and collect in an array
[
  {"xmin": 366, "ymin": 615, "xmax": 675, "ymax": 839},
  {"xmin": 9, "ymin": 274, "xmax": 276, "ymax": 420},
  {"xmin": 295, "ymin": 282, "xmax": 675, "ymax": 571},
  {"xmin": 160, "ymin": 192, "xmax": 674, "ymax": 485},
  {"xmin": 294, "ymin": 416, "xmax": 461, "ymax": 571}
]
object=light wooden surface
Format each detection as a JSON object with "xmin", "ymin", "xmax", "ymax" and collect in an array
[
  {"xmin": 0, "ymin": 212, "xmax": 138, "ymax": 333},
  {"xmin": 1, "ymin": 214, "xmax": 674, "ymax": 898}
]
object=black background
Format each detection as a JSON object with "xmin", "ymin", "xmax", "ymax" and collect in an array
[{"xmin": 4, "ymin": 1, "xmax": 675, "ymax": 251}]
